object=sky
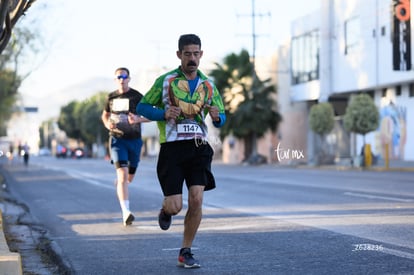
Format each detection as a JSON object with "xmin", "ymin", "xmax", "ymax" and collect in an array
[{"xmin": 17, "ymin": 0, "xmax": 320, "ymax": 122}]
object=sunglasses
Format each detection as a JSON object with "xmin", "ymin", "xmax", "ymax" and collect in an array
[{"xmin": 116, "ymin": 74, "xmax": 129, "ymax": 80}]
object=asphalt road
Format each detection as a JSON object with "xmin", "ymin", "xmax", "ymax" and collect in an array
[{"xmin": 1, "ymin": 155, "xmax": 414, "ymax": 275}]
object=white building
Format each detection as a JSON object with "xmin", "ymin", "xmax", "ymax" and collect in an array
[{"xmin": 277, "ymin": 0, "xmax": 414, "ymax": 164}]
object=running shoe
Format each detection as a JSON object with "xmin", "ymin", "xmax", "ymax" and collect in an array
[
  {"xmin": 123, "ymin": 212, "xmax": 134, "ymax": 226},
  {"xmin": 177, "ymin": 248, "xmax": 201, "ymax": 268},
  {"xmin": 158, "ymin": 208, "xmax": 171, "ymax": 230}
]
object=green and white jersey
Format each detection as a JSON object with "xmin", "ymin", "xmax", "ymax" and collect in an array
[{"xmin": 140, "ymin": 67, "xmax": 225, "ymax": 143}]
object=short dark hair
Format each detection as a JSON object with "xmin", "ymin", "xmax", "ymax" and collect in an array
[
  {"xmin": 178, "ymin": 34, "xmax": 201, "ymax": 51},
  {"xmin": 115, "ymin": 67, "xmax": 129, "ymax": 76}
]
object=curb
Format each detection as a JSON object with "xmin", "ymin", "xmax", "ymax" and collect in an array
[
  {"xmin": 290, "ymin": 164, "xmax": 414, "ymax": 172},
  {"xmin": 0, "ymin": 210, "xmax": 23, "ymax": 275}
]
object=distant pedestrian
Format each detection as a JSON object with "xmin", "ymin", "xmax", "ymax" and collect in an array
[
  {"xmin": 22, "ymin": 143, "xmax": 29, "ymax": 166},
  {"xmin": 8, "ymin": 143, "xmax": 14, "ymax": 161},
  {"xmin": 101, "ymin": 67, "xmax": 150, "ymax": 226}
]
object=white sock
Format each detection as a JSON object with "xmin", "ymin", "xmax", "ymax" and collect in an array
[{"xmin": 120, "ymin": 200, "xmax": 130, "ymax": 216}]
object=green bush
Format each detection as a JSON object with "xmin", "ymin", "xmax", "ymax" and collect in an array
[
  {"xmin": 343, "ymin": 94, "xmax": 379, "ymax": 135},
  {"xmin": 309, "ymin": 102, "xmax": 335, "ymax": 135}
]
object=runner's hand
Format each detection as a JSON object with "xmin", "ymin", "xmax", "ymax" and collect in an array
[
  {"xmin": 128, "ymin": 113, "xmax": 138, "ymax": 124},
  {"xmin": 205, "ymin": 104, "xmax": 219, "ymax": 122},
  {"xmin": 165, "ymin": 106, "xmax": 181, "ymax": 120}
]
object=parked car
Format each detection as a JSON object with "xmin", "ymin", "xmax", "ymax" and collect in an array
[
  {"xmin": 71, "ymin": 148, "xmax": 84, "ymax": 159},
  {"xmin": 38, "ymin": 147, "xmax": 51, "ymax": 156}
]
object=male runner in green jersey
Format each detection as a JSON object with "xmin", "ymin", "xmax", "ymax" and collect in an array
[{"xmin": 137, "ymin": 34, "xmax": 225, "ymax": 268}]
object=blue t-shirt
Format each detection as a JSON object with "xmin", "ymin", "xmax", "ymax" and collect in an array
[{"xmin": 188, "ymin": 76, "xmax": 199, "ymax": 97}]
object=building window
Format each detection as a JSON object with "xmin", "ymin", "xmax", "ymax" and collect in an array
[
  {"xmin": 410, "ymin": 83, "xmax": 414, "ymax": 97},
  {"xmin": 290, "ymin": 29, "xmax": 320, "ymax": 85},
  {"xmin": 396, "ymin": 85, "xmax": 401, "ymax": 96},
  {"xmin": 344, "ymin": 16, "xmax": 360, "ymax": 55}
]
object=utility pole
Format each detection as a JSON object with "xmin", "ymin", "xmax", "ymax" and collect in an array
[
  {"xmin": 251, "ymin": 0, "xmax": 258, "ymax": 71},
  {"xmin": 238, "ymin": 0, "xmax": 271, "ymax": 75}
]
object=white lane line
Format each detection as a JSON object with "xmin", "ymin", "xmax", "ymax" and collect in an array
[
  {"xmin": 63, "ymin": 170, "xmax": 163, "ymax": 196},
  {"xmin": 344, "ymin": 192, "xmax": 413, "ymax": 202},
  {"xmin": 162, "ymin": 247, "xmax": 199, "ymax": 252},
  {"xmin": 381, "ymin": 247, "xmax": 414, "ymax": 260},
  {"xmin": 67, "ymin": 170, "xmax": 114, "ymax": 190}
]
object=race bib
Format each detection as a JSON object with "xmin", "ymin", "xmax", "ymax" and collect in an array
[
  {"xmin": 177, "ymin": 123, "xmax": 203, "ymax": 135},
  {"xmin": 112, "ymin": 98, "xmax": 129, "ymax": 112}
]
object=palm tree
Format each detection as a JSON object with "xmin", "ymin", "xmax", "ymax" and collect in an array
[{"xmin": 210, "ymin": 49, "xmax": 282, "ymax": 163}]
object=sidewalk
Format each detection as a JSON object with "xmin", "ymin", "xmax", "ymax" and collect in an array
[
  {"xmin": 338, "ymin": 158, "xmax": 414, "ymax": 172},
  {"xmin": 0, "ymin": 210, "xmax": 23, "ymax": 275},
  {"xmin": 289, "ymin": 158, "xmax": 414, "ymax": 172},
  {"xmin": 0, "ymin": 171, "xmax": 23, "ymax": 275},
  {"xmin": 0, "ymin": 160, "xmax": 63, "ymax": 275},
  {"xmin": 369, "ymin": 159, "xmax": 414, "ymax": 172}
]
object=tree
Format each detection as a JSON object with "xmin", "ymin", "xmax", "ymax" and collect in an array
[
  {"xmin": 38, "ymin": 118, "xmax": 55, "ymax": 148},
  {"xmin": 0, "ymin": 16, "xmax": 43, "ymax": 135},
  {"xmin": 309, "ymin": 102, "xmax": 335, "ymax": 135},
  {"xmin": 77, "ymin": 92, "xmax": 108, "ymax": 147},
  {"xmin": 210, "ymin": 49, "xmax": 282, "ymax": 163},
  {"xmin": 57, "ymin": 92, "xmax": 108, "ymax": 150},
  {"xmin": 57, "ymin": 101, "xmax": 82, "ymax": 141},
  {"xmin": 343, "ymin": 93, "xmax": 379, "ymax": 145},
  {"xmin": 0, "ymin": 25, "xmax": 38, "ymax": 125},
  {"xmin": 309, "ymin": 102, "xmax": 335, "ymax": 164},
  {"xmin": 0, "ymin": 0, "xmax": 37, "ymax": 53},
  {"xmin": 0, "ymin": 69, "xmax": 20, "ymax": 135},
  {"xmin": 1, "ymin": 25, "xmax": 40, "ymax": 76}
]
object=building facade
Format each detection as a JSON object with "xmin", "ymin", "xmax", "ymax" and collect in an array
[{"xmin": 277, "ymin": 0, "xmax": 414, "ymax": 164}]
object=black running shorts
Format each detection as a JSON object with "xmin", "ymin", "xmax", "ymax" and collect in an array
[{"xmin": 156, "ymin": 139, "xmax": 216, "ymax": 196}]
